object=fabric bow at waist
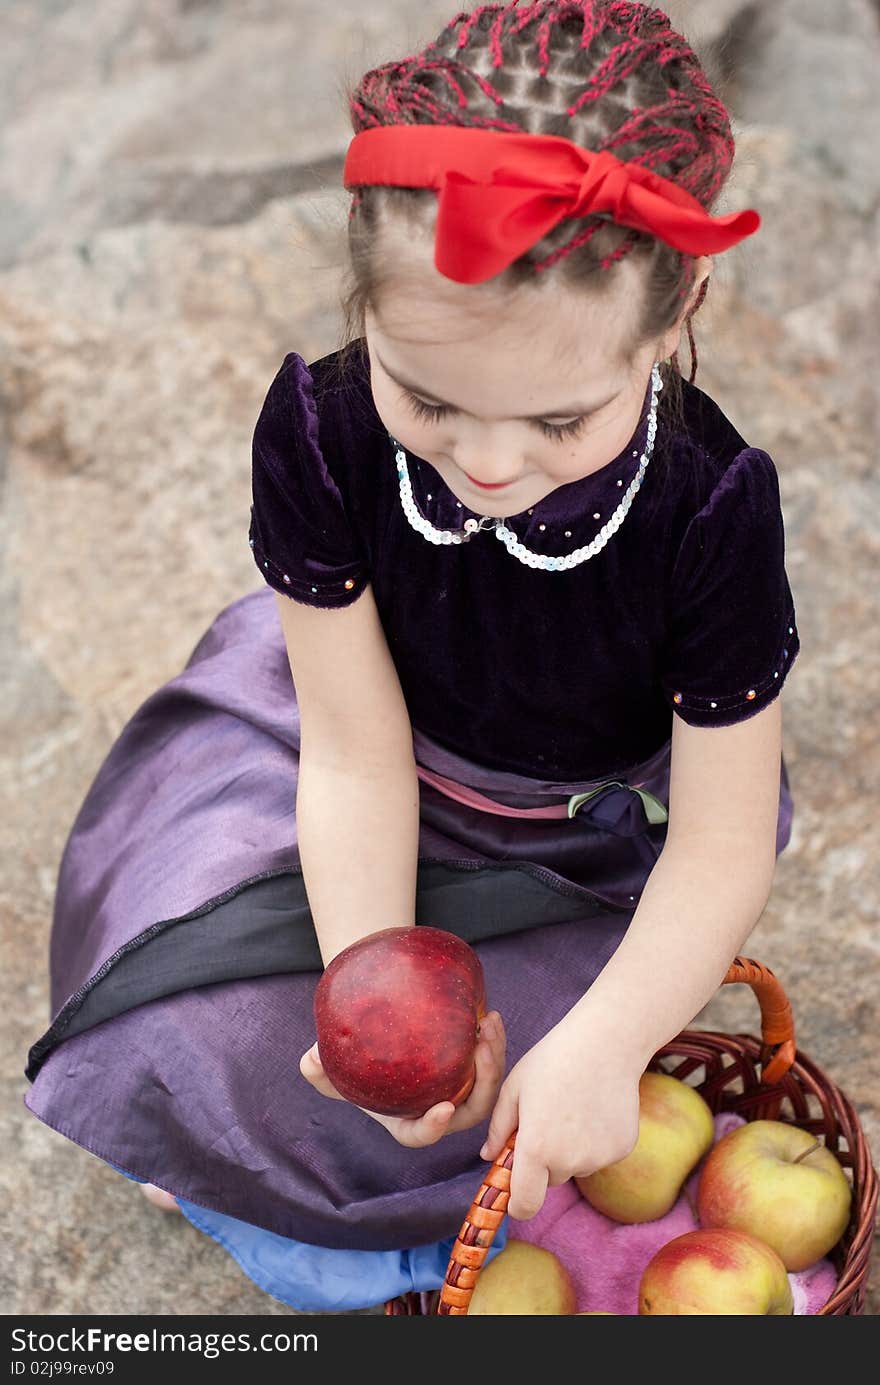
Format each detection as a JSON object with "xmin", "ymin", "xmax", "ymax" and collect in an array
[{"xmin": 416, "ymin": 765, "xmax": 668, "ymax": 838}]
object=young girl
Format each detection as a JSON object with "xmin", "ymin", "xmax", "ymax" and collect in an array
[{"xmin": 25, "ymin": 1, "xmax": 799, "ymax": 1313}]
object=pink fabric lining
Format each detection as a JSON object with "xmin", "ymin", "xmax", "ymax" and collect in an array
[
  {"xmin": 416, "ymin": 764, "xmax": 569, "ymax": 818},
  {"xmin": 507, "ymin": 1112, "xmax": 838, "ymax": 1315}
]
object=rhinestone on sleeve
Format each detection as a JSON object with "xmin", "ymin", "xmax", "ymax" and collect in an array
[
  {"xmin": 249, "ymin": 532, "xmax": 363, "ymax": 607},
  {"xmin": 667, "ymin": 623, "xmax": 798, "ymax": 721}
]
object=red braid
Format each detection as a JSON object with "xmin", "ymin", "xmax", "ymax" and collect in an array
[{"xmin": 347, "ymin": 1, "xmax": 737, "ymax": 385}]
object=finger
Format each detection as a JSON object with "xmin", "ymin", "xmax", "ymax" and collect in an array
[
  {"xmin": 507, "ymin": 1154, "xmax": 550, "ymax": 1222},
  {"xmin": 474, "ymin": 1023, "xmax": 504, "ymax": 1096},
  {"xmin": 479, "ymin": 1010, "xmax": 506, "ymax": 1068},
  {"xmin": 445, "ymin": 1028, "xmax": 503, "ymax": 1130},
  {"xmin": 480, "ymin": 1077, "xmax": 518, "ymax": 1164},
  {"xmin": 364, "ymin": 1100, "xmax": 456, "ymax": 1148},
  {"xmin": 299, "ymin": 1044, "xmax": 345, "ymax": 1101},
  {"xmin": 299, "ymin": 1041, "xmax": 321, "ymax": 1075},
  {"xmin": 479, "ymin": 1012, "xmax": 507, "ymax": 1088},
  {"xmin": 406, "ymin": 1100, "xmax": 457, "ymax": 1146}
]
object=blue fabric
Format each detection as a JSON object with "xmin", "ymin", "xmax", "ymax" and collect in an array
[{"xmin": 113, "ymin": 1164, "xmax": 507, "ymax": 1312}]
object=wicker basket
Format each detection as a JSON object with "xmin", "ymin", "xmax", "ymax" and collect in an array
[{"xmin": 385, "ymin": 957, "xmax": 878, "ymax": 1316}]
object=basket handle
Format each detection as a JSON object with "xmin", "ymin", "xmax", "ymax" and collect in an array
[
  {"xmin": 436, "ymin": 953, "xmax": 797, "ymax": 1314},
  {"xmin": 722, "ymin": 955, "xmax": 796, "ymax": 1084}
]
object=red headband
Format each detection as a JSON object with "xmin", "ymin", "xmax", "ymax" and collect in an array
[{"xmin": 343, "ymin": 125, "xmax": 760, "ymax": 284}]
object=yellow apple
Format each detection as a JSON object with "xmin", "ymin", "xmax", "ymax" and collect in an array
[
  {"xmin": 696, "ymin": 1119, "xmax": 852, "ymax": 1271},
  {"xmin": 575, "ymin": 1071, "xmax": 714, "ymax": 1222},
  {"xmin": 467, "ymin": 1240, "xmax": 576, "ymax": 1315},
  {"xmin": 639, "ymin": 1228, "xmax": 793, "ymax": 1315}
]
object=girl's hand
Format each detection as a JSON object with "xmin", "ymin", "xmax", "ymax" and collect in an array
[
  {"xmin": 479, "ymin": 1014, "xmax": 643, "ymax": 1221},
  {"xmin": 299, "ymin": 1010, "xmax": 506, "ymax": 1149}
]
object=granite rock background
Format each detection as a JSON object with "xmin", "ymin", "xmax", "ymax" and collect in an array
[{"xmin": 1, "ymin": 0, "xmax": 877, "ymax": 1316}]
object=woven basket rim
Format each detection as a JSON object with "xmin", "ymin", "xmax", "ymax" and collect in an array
[{"xmin": 386, "ymin": 1021, "xmax": 878, "ymax": 1317}]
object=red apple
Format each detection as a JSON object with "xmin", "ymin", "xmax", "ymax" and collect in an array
[
  {"xmin": 696, "ymin": 1119, "xmax": 852, "ymax": 1271},
  {"xmin": 639, "ymin": 1228, "xmax": 793, "ymax": 1315},
  {"xmin": 313, "ymin": 926, "xmax": 487, "ymax": 1117}
]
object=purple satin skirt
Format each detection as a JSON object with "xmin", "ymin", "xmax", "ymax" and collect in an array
[{"xmin": 24, "ymin": 587, "xmax": 793, "ymax": 1251}]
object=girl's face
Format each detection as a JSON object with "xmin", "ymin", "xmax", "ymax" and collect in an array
[{"xmin": 364, "ymin": 243, "xmax": 707, "ymax": 517}]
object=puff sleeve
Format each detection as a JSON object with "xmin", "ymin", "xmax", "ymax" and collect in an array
[
  {"xmin": 659, "ymin": 448, "xmax": 800, "ymax": 726},
  {"xmin": 248, "ymin": 352, "xmax": 368, "ymax": 608}
]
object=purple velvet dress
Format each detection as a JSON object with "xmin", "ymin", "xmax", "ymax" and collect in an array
[{"xmin": 24, "ymin": 338, "xmax": 800, "ymax": 1310}]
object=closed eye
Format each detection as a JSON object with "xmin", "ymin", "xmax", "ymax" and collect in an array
[{"xmin": 401, "ymin": 389, "xmax": 590, "ymax": 442}]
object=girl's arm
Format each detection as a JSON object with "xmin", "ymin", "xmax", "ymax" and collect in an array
[
  {"xmin": 571, "ymin": 695, "xmax": 783, "ymax": 1062},
  {"xmin": 482, "ymin": 697, "xmax": 785, "ymax": 1219},
  {"xmin": 274, "ymin": 585, "xmax": 506, "ymax": 1143},
  {"xmin": 274, "ymin": 584, "xmax": 420, "ymax": 966}
]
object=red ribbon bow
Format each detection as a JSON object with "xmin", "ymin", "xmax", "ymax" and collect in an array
[{"xmin": 343, "ymin": 125, "xmax": 760, "ymax": 284}]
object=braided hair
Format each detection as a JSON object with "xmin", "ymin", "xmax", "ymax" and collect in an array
[{"xmin": 337, "ymin": 1, "xmax": 737, "ymax": 431}]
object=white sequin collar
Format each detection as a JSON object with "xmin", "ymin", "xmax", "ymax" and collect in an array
[{"xmin": 390, "ymin": 364, "xmax": 662, "ymax": 570}]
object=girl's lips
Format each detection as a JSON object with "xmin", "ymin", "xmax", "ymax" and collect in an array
[{"xmin": 464, "ymin": 472, "xmax": 516, "ymax": 490}]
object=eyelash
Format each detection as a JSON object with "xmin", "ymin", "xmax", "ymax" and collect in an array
[{"xmin": 401, "ymin": 390, "xmax": 590, "ymax": 442}]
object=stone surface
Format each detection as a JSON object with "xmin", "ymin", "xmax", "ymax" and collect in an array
[{"xmin": 1, "ymin": 0, "xmax": 877, "ymax": 1318}]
